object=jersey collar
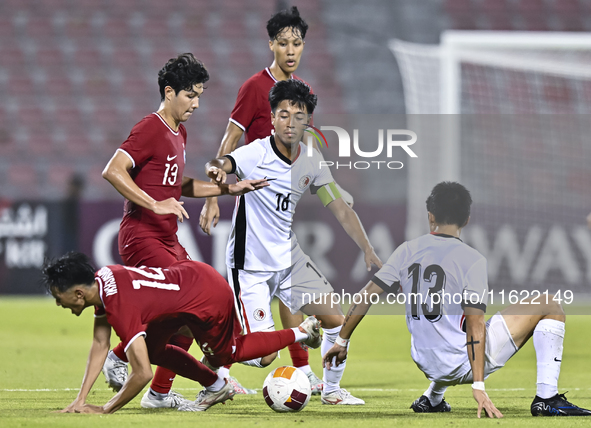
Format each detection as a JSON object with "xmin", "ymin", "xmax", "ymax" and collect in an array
[
  {"xmin": 270, "ymin": 135, "xmax": 301, "ymax": 165},
  {"xmin": 430, "ymin": 232, "xmax": 463, "ymax": 242},
  {"xmin": 153, "ymin": 112, "xmax": 180, "ymax": 136},
  {"xmin": 265, "ymin": 67, "xmax": 278, "ymax": 83}
]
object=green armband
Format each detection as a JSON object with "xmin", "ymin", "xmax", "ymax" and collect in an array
[{"xmin": 316, "ymin": 182, "xmax": 342, "ymax": 207}]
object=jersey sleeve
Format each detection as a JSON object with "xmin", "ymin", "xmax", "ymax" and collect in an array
[
  {"xmin": 118, "ymin": 120, "xmax": 155, "ymax": 168},
  {"xmin": 107, "ymin": 302, "xmax": 146, "ymax": 352},
  {"xmin": 226, "ymin": 142, "xmax": 265, "ymax": 179},
  {"xmin": 94, "ymin": 305, "xmax": 106, "ymax": 318},
  {"xmin": 311, "ymin": 149, "xmax": 335, "ymax": 188},
  {"xmin": 229, "ymin": 79, "xmax": 260, "ymax": 132},
  {"xmin": 462, "ymin": 257, "xmax": 488, "ymax": 311},
  {"xmin": 372, "ymin": 243, "xmax": 406, "ymax": 292}
]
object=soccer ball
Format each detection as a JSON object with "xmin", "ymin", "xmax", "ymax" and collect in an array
[{"xmin": 262, "ymin": 366, "xmax": 311, "ymax": 412}]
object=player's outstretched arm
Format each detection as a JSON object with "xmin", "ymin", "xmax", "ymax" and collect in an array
[
  {"xmin": 102, "ymin": 150, "xmax": 189, "ymax": 222},
  {"xmin": 465, "ymin": 308, "xmax": 503, "ymax": 419},
  {"xmin": 200, "ymin": 122, "xmax": 245, "ymax": 234},
  {"xmin": 182, "ymin": 176, "xmax": 269, "ymax": 198},
  {"xmin": 326, "ymin": 197, "xmax": 382, "ymax": 271},
  {"xmin": 323, "ymin": 281, "xmax": 384, "ymax": 369},
  {"xmin": 59, "ymin": 316, "xmax": 111, "ymax": 413},
  {"xmin": 86, "ymin": 336, "xmax": 153, "ymax": 414},
  {"xmin": 587, "ymin": 212, "xmax": 591, "ymax": 230}
]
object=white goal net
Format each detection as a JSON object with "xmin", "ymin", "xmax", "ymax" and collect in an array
[{"xmin": 390, "ymin": 31, "xmax": 591, "ymax": 296}]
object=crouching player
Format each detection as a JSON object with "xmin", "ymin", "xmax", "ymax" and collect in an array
[
  {"xmin": 323, "ymin": 182, "xmax": 591, "ymax": 418},
  {"xmin": 42, "ymin": 252, "xmax": 321, "ymax": 414}
]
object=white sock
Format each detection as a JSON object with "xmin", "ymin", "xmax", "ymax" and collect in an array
[
  {"xmin": 322, "ymin": 325, "xmax": 347, "ymax": 394},
  {"xmin": 205, "ymin": 374, "xmax": 226, "ymax": 392},
  {"xmin": 297, "ymin": 364, "xmax": 312, "ymax": 375},
  {"xmin": 148, "ymin": 387, "xmax": 169, "ymax": 399},
  {"xmin": 238, "ymin": 357, "xmax": 264, "ymax": 368},
  {"xmin": 217, "ymin": 366, "xmax": 229, "ymax": 378},
  {"xmin": 292, "ymin": 327, "xmax": 308, "ymax": 342},
  {"xmin": 534, "ymin": 318, "xmax": 565, "ymax": 399},
  {"xmin": 424, "ymin": 381, "xmax": 447, "ymax": 406},
  {"xmin": 108, "ymin": 350, "xmax": 124, "ymax": 363}
]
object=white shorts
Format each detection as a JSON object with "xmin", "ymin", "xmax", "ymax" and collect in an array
[
  {"xmin": 455, "ymin": 312, "xmax": 519, "ymax": 385},
  {"xmin": 227, "ymin": 249, "xmax": 333, "ymax": 334}
]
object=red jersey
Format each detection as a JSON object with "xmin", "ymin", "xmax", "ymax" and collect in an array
[
  {"xmin": 94, "ymin": 260, "xmax": 234, "ymax": 352},
  {"xmin": 229, "ymin": 67, "xmax": 312, "ymax": 145},
  {"xmin": 117, "ymin": 113, "xmax": 187, "ymax": 248}
]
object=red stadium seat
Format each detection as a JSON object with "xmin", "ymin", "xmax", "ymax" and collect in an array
[
  {"xmin": 36, "ymin": 47, "xmax": 66, "ymax": 73},
  {"xmin": 101, "ymin": 18, "xmax": 133, "ymax": 41},
  {"xmin": 0, "ymin": 47, "xmax": 28, "ymax": 71},
  {"xmin": 21, "ymin": 17, "xmax": 56, "ymax": 40},
  {"xmin": 7, "ymin": 164, "xmax": 40, "ymax": 196},
  {"xmin": 63, "ymin": 15, "xmax": 96, "ymax": 40},
  {"xmin": 47, "ymin": 163, "xmax": 75, "ymax": 190}
]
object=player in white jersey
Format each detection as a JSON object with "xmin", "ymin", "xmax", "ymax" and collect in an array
[
  {"xmin": 324, "ymin": 182, "xmax": 591, "ymax": 417},
  {"xmin": 205, "ymin": 79, "xmax": 382, "ymax": 405}
]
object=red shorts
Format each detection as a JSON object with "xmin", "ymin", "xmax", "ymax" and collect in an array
[
  {"xmin": 120, "ymin": 237, "xmax": 190, "ymax": 268},
  {"xmin": 144, "ymin": 262, "xmax": 243, "ymax": 367}
]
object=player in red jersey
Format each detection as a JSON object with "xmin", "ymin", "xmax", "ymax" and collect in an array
[
  {"xmin": 41, "ymin": 252, "xmax": 321, "ymax": 414},
  {"xmin": 100, "ymin": 53, "xmax": 268, "ymax": 408},
  {"xmin": 199, "ymin": 6, "xmax": 350, "ymax": 396}
]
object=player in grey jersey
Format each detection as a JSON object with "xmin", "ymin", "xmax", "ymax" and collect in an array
[{"xmin": 324, "ymin": 182, "xmax": 591, "ymax": 418}]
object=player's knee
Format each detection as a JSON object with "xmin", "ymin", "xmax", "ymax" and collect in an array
[
  {"xmin": 260, "ymin": 352, "xmax": 278, "ymax": 367},
  {"xmin": 544, "ymin": 295, "xmax": 566, "ymax": 322},
  {"xmin": 316, "ymin": 314, "xmax": 345, "ymax": 330}
]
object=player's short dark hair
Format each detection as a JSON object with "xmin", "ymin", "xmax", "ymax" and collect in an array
[
  {"xmin": 41, "ymin": 252, "xmax": 96, "ymax": 293},
  {"xmin": 158, "ymin": 53, "xmax": 209, "ymax": 101},
  {"xmin": 267, "ymin": 6, "xmax": 308, "ymax": 40},
  {"xmin": 269, "ymin": 79, "xmax": 317, "ymax": 115},
  {"xmin": 426, "ymin": 182, "xmax": 472, "ymax": 227}
]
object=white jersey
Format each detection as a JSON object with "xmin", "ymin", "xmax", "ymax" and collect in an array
[
  {"xmin": 225, "ymin": 136, "xmax": 334, "ymax": 271},
  {"xmin": 372, "ymin": 233, "xmax": 489, "ymax": 383}
]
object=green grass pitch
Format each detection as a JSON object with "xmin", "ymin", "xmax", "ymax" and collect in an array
[{"xmin": 1, "ymin": 296, "xmax": 590, "ymax": 427}]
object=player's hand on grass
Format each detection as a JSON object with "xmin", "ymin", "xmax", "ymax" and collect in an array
[
  {"xmin": 322, "ymin": 343, "xmax": 348, "ymax": 370},
  {"xmin": 207, "ymin": 167, "xmax": 227, "ymax": 184},
  {"xmin": 228, "ymin": 178, "xmax": 270, "ymax": 196},
  {"xmin": 199, "ymin": 199, "xmax": 220, "ymax": 235},
  {"xmin": 152, "ymin": 197, "xmax": 189, "ymax": 222},
  {"xmin": 75, "ymin": 403, "xmax": 106, "ymax": 414},
  {"xmin": 364, "ymin": 247, "xmax": 383, "ymax": 271},
  {"xmin": 57, "ymin": 399, "xmax": 85, "ymax": 413},
  {"xmin": 472, "ymin": 389, "xmax": 503, "ymax": 419}
]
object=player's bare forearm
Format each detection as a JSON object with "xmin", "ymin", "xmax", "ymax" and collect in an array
[
  {"xmin": 341, "ymin": 281, "xmax": 384, "ymax": 339},
  {"xmin": 62, "ymin": 319, "xmax": 111, "ymax": 412},
  {"xmin": 202, "ymin": 122, "xmax": 242, "ymax": 205},
  {"xmin": 217, "ymin": 120, "xmax": 244, "ymax": 157},
  {"xmin": 103, "ymin": 151, "xmax": 188, "ymax": 221},
  {"xmin": 182, "ymin": 176, "xmax": 229, "ymax": 197},
  {"xmin": 102, "ymin": 337, "xmax": 152, "ymax": 414},
  {"xmin": 327, "ymin": 199, "xmax": 382, "ymax": 269},
  {"xmin": 205, "ymin": 157, "xmax": 234, "ymax": 178},
  {"xmin": 102, "ymin": 151, "xmax": 158, "ymax": 210},
  {"xmin": 465, "ymin": 310, "xmax": 486, "ymax": 382},
  {"xmin": 323, "ymin": 282, "xmax": 384, "ymax": 369}
]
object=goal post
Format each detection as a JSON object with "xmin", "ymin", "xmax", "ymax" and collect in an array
[{"xmin": 390, "ymin": 31, "xmax": 591, "ymax": 297}]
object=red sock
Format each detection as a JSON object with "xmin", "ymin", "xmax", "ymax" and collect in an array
[
  {"xmin": 288, "ymin": 343, "xmax": 309, "ymax": 367},
  {"xmin": 112, "ymin": 342, "xmax": 128, "ymax": 363},
  {"xmin": 233, "ymin": 329, "xmax": 295, "ymax": 362},
  {"xmin": 150, "ymin": 334, "xmax": 194, "ymax": 394},
  {"xmin": 151, "ymin": 344, "xmax": 218, "ymax": 388}
]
